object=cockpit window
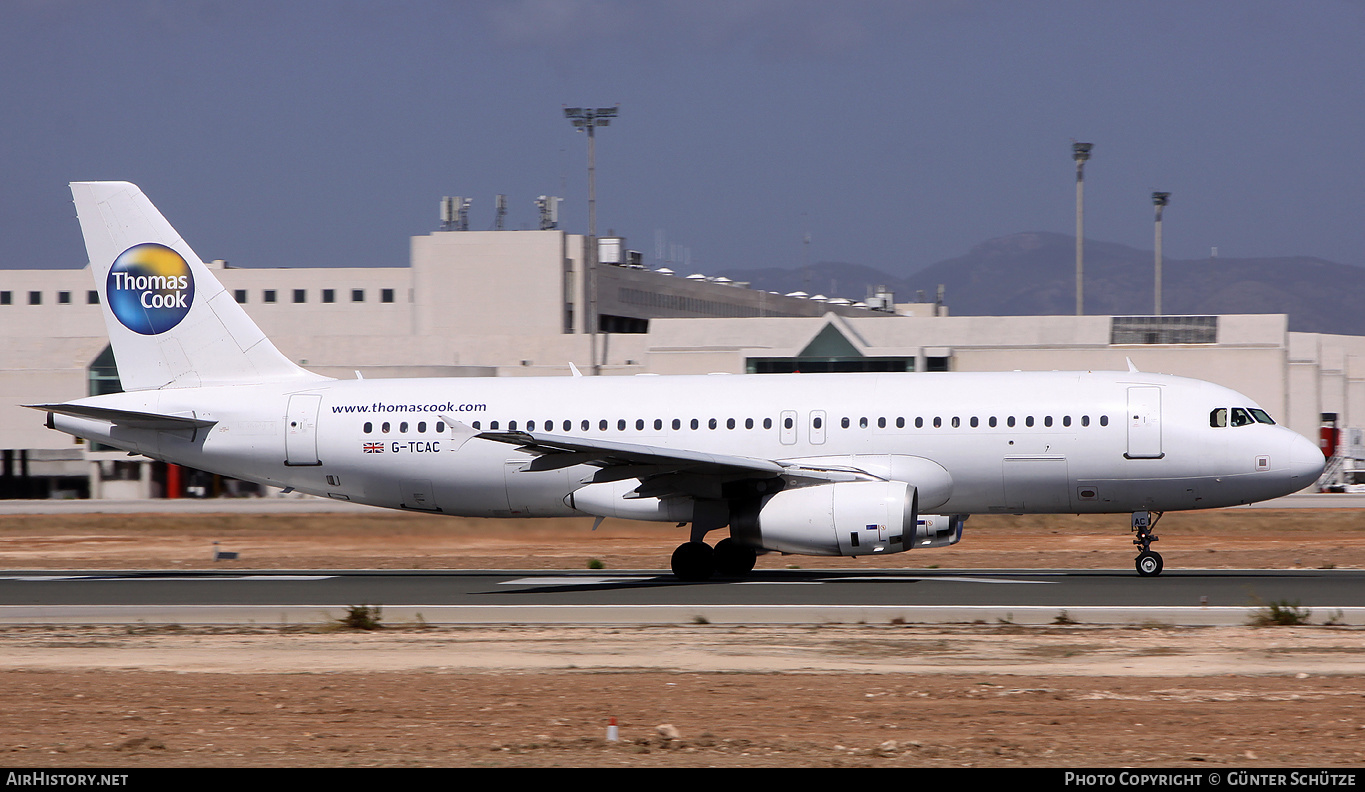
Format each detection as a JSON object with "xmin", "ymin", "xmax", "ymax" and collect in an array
[
  {"xmin": 1210, "ymin": 408, "xmax": 1227, "ymax": 428},
  {"xmin": 1230, "ymin": 407, "xmax": 1255, "ymax": 427},
  {"xmin": 1249, "ymin": 408, "xmax": 1275, "ymax": 425}
]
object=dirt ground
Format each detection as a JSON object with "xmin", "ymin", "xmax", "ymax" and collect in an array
[{"xmin": 2, "ymin": 507, "xmax": 1364, "ymax": 768}]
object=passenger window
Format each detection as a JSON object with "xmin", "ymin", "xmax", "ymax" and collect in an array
[
  {"xmin": 1025, "ymin": 416, "xmax": 1034, "ymax": 427},
  {"xmin": 672, "ymin": 419, "xmax": 681, "ymax": 430},
  {"xmin": 951, "ymin": 417, "xmax": 960, "ymax": 428},
  {"xmin": 813, "ymin": 416, "xmax": 823, "ymax": 429},
  {"xmin": 564, "ymin": 420, "xmax": 572, "ymax": 431},
  {"xmin": 1100, "ymin": 415, "xmax": 1109, "ymax": 426},
  {"xmin": 1081, "ymin": 415, "xmax": 1090, "ymax": 427},
  {"xmin": 1007, "ymin": 416, "xmax": 1016, "ymax": 428},
  {"xmin": 1044, "ymin": 416, "xmax": 1053, "ymax": 427},
  {"xmin": 988, "ymin": 417, "xmax": 997, "ymax": 427},
  {"xmin": 489, "ymin": 421, "xmax": 499, "ymax": 430},
  {"xmin": 784, "ymin": 417, "xmax": 794, "ymax": 430},
  {"xmin": 877, "ymin": 417, "xmax": 886, "ymax": 429},
  {"xmin": 636, "ymin": 419, "xmax": 645, "ymax": 431},
  {"xmin": 915, "ymin": 417, "xmax": 924, "ymax": 428},
  {"xmin": 526, "ymin": 421, "xmax": 535, "ymax": 431},
  {"xmin": 618, "ymin": 419, "xmax": 627, "ymax": 431},
  {"xmin": 599, "ymin": 420, "xmax": 608, "ymax": 431},
  {"xmin": 933, "ymin": 417, "xmax": 942, "ymax": 428},
  {"xmin": 841, "ymin": 417, "xmax": 850, "ymax": 429},
  {"xmin": 763, "ymin": 418, "xmax": 773, "ymax": 430},
  {"xmin": 691, "ymin": 419, "xmax": 700, "ymax": 430},
  {"xmin": 1062, "ymin": 416, "xmax": 1071, "ymax": 427},
  {"xmin": 471, "ymin": 421, "xmax": 479, "ymax": 430},
  {"xmin": 418, "ymin": 422, "xmax": 427, "ymax": 433},
  {"xmin": 745, "ymin": 418, "xmax": 754, "ymax": 429},
  {"xmin": 582, "ymin": 420, "xmax": 590, "ymax": 431},
  {"xmin": 509, "ymin": 421, "xmax": 517, "ymax": 431},
  {"xmin": 859, "ymin": 417, "xmax": 868, "ymax": 429},
  {"xmin": 399, "ymin": 422, "xmax": 409, "ymax": 433},
  {"xmin": 1210, "ymin": 408, "xmax": 1227, "ymax": 428},
  {"xmin": 726, "ymin": 418, "xmax": 735, "ymax": 430},
  {"xmin": 896, "ymin": 417, "xmax": 905, "ymax": 428},
  {"xmin": 970, "ymin": 417, "xmax": 979, "ymax": 428},
  {"xmin": 654, "ymin": 419, "xmax": 663, "ymax": 431},
  {"xmin": 363, "ymin": 422, "xmax": 373, "ymax": 433}
]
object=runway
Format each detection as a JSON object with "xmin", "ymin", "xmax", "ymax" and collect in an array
[{"xmin": 3, "ymin": 567, "xmax": 1363, "ymax": 626}]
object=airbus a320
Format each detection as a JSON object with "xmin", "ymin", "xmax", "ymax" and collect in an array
[{"xmin": 33, "ymin": 182, "xmax": 1325, "ymax": 579}]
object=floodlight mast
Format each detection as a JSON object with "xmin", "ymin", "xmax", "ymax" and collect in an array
[
  {"xmin": 564, "ymin": 105, "xmax": 619, "ymax": 375},
  {"xmin": 1152, "ymin": 192, "xmax": 1171, "ymax": 316},
  {"xmin": 1073, "ymin": 142, "xmax": 1092, "ymax": 316}
]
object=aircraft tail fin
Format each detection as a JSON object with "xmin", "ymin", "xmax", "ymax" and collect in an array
[{"xmin": 70, "ymin": 181, "xmax": 329, "ymax": 391}]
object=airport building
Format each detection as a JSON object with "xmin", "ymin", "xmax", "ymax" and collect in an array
[{"xmin": 2, "ymin": 226, "xmax": 1363, "ymax": 498}]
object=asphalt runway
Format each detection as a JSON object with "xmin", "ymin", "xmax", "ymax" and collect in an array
[
  {"xmin": 2, "ymin": 567, "xmax": 1363, "ymax": 626},
  {"xmin": 1, "ymin": 491, "xmax": 1361, "ymax": 514}
]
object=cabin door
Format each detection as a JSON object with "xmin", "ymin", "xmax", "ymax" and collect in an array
[
  {"xmin": 284, "ymin": 394, "xmax": 322, "ymax": 466},
  {"xmin": 1126, "ymin": 387, "xmax": 1164, "ymax": 459}
]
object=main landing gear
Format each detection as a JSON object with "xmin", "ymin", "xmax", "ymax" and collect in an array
[
  {"xmin": 671, "ymin": 538, "xmax": 757, "ymax": 581},
  {"xmin": 1132, "ymin": 510, "xmax": 1164, "ymax": 577},
  {"xmin": 670, "ymin": 499, "xmax": 757, "ymax": 581}
]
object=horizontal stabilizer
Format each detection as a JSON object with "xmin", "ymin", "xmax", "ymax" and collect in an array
[{"xmin": 27, "ymin": 403, "xmax": 218, "ymax": 431}]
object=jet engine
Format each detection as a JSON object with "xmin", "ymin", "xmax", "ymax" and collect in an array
[
  {"xmin": 730, "ymin": 480, "xmax": 919, "ymax": 556},
  {"xmin": 910, "ymin": 513, "xmax": 966, "ymax": 548}
]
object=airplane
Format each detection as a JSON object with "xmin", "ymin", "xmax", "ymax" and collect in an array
[{"xmin": 32, "ymin": 182, "xmax": 1325, "ymax": 580}]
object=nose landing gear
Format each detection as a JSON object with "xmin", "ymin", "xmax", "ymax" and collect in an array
[{"xmin": 1132, "ymin": 510, "xmax": 1164, "ymax": 577}]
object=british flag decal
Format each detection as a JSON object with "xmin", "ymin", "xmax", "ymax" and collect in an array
[{"xmin": 363, "ymin": 442, "xmax": 384, "ymax": 453}]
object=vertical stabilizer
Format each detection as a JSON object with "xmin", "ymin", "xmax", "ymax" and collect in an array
[{"xmin": 70, "ymin": 181, "xmax": 329, "ymax": 391}]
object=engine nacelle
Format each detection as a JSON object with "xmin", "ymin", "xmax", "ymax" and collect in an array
[
  {"xmin": 566, "ymin": 479, "xmax": 693, "ymax": 522},
  {"xmin": 911, "ymin": 514, "xmax": 967, "ymax": 549},
  {"xmin": 731, "ymin": 480, "xmax": 918, "ymax": 556}
]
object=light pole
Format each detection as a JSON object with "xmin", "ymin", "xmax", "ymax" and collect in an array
[
  {"xmin": 564, "ymin": 105, "xmax": 618, "ymax": 375},
  {"xmin": 1152, "ymin": 192, "xmax": 1170, "ymax": 316},
  {"xmin": 1072, "ymin": 142, "xmax": 1092, "ymax": 316}
]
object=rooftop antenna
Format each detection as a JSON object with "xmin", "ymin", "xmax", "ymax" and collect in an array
[
  {"xmin": 535, "ymin": 196, "xmax": 561, "ymax": 230},
  {"xmin": 493, "ymin": 194, "xmax": 507, "ymax": 231},
  {"xmin": 440, "ymin": 196, "xmax": 471, "ymax": 232}
]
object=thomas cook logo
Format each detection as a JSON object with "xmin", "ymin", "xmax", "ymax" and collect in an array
[{"xmin": 106, "ymin": 243, "xmax": 195, "ymax": 335}]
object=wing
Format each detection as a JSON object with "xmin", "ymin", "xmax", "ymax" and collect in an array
[{"xmin": 451, "ymin": 421, "xmax": 881, "ymax": 499}]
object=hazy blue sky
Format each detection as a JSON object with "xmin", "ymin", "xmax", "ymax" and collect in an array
[{"xmin": 2, "ymin": 1, "xmax": 1362, "ymax": 275}]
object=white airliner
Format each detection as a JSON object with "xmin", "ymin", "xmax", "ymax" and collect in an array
[{"xmin": 34, "ymin": 182, "xmax": 1324, "ymax": 579}]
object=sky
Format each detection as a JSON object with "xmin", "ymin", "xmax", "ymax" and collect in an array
[{"xmin": 2, "ymin": 0, "xmax": 1363, "ymax": 276}]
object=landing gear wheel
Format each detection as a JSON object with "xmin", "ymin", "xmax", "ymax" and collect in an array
[
  {"xmin": 1135, "ymin": 550, "xmax": 1164, "ymax": 577},
  {"xmin": 713, "ymin": 538, "xmax": 757, "ymax": 577},
  {"xmin": 1131, "ymin": 510, "xmax": 1165, "ymax": 577},
  {"xmin": 671, "ymin": 541, "xmax": 715, "ymax": 581}
]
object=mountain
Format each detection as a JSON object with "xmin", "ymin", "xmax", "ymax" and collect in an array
[{"xmin": 719, "ymin": 232, "xmax": 1365, "ymax": 336}]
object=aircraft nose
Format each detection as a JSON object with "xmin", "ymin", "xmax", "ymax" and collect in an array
[{"xmin": 1286, "ymin": 431, "xmax": 1326, "ymax": 489}]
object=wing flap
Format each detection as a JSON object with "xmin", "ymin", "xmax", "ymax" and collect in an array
[{"xmin": 476, "ymin": 429, "xmax": 785, "ymax": 476}]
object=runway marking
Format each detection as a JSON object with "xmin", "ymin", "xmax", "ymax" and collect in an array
[
  {"xmin": 835, "ymin": 575, "xmax": 1057, "ymax": 585},
  {"xmin": 3, "ymin": 575, "xmax": 337, "ymax": 582},
  {"xmin": 498, "ymin": 574, "xmax": 1055, "ymax": 587},
  {"xmin": 499, "ymin": 576, "xmax": 657, "ymax": 586}
]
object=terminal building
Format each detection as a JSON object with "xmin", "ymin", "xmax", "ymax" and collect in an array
[{"xmin": 2, "ymin": 224, "xmax": 1362, "ymax": 498}]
